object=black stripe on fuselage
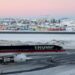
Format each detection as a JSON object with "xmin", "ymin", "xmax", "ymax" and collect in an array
[
  {"xmin": 0, "ymin": 45, "xmax": 64, "ymax": 53},
  {"xmin": 0, "ymin": 45, "xmax": 62, "ymax": 50}
]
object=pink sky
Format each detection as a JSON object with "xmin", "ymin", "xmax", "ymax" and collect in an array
[{"xmin": 0, "ymin": 0, "xmax": 75, "ymax": 17}]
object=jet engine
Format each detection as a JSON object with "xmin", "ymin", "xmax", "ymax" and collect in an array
[{"xmin": 14, "ymin": 54, "xmax": 31, "ymax": 63}]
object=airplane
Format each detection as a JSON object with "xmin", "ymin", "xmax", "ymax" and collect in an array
[{"xmin": 0, "ymin": 45, "xmax": 65, "ymax": 64}]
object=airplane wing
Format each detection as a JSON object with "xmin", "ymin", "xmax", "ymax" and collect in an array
[{"xmin": 27, "ymin": 56, "xmax": 52, "ymax": 61}]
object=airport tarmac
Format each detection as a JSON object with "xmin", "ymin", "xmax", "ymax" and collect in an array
[
  {"xmin": 0, "ymin": 60, "xmax": 58, "ymax": 75},
  {"xmin": 15, "ymin": 64, "xmax": 75, "ymax": 75},
  {"xmin": 0, "ymin": 54, "xmax": 75, "ymax": 75}
]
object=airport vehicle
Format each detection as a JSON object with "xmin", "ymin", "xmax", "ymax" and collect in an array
[{"xmin": 0, "ymin": 45, "xmax": 65, "ymax": 64}]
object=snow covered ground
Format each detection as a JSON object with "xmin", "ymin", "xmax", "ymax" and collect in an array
[{"xmin": 0, "ymin": 34, "xmax": 75, "ymax": 42}]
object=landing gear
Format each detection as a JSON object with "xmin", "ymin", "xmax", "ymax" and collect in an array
[
  {"xmin": 0, "ymin": 58, "xmax": 3, "ymax": 64},
  {"xmin": 0, "ymin": 57, "xmax": 14, "ymax": 65}
]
